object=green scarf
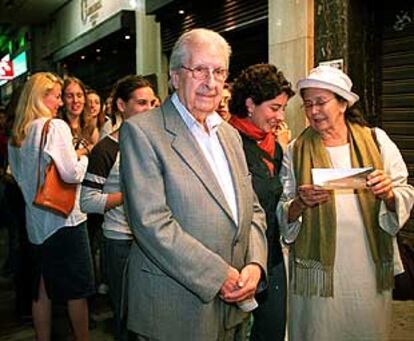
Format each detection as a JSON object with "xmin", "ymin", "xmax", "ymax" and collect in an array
[{"xmin": 292, "ymin": 122, "xmax": 394, "ymax": 297}]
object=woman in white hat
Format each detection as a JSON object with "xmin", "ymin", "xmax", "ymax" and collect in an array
[{"xmin": 277, "ymin": 65, "xmax": 414, "ymax": 340}]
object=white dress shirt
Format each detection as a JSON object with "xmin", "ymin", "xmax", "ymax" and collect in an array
[{"xmin": 171, "ymin": 93, "xmax": 238, "ymax": 225}]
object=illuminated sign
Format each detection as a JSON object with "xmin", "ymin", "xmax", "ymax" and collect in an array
[
  {"xmin": 12, "ymin": 51, "xmax": 28, "ymax": 78},
  {"xmin": 0, "ymin": 54, "xmax": 14, "ymax": 80}
]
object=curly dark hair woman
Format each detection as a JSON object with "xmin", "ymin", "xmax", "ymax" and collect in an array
[
  {"xmin": 229, "ymin": 63, "xmax": 294, "ymax": 117},
  {"xmin": 229, "ymin": 63, "xmax": 295, "ymax": 341}
]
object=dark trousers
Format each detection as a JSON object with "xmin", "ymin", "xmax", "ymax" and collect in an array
[
  {"xmin": 0, "ymin": 175, "xmax": 32, "ymax": 318},
  {"xmin": 132, "ymin": 318, "xmax": 250, "ymax": 341},
  {"xmin": 250, "ymin": 260, "xmax": 287, "ymax": 341},
  {"xmin": 105, "ymin": 237, "xmax": 132, "ymax": 341}
]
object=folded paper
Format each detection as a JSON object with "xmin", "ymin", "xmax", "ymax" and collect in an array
[{"xmin": 312, "ymin": 167, "xmax": 373, "ymax": 190}]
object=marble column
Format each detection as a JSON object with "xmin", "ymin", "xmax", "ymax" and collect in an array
[
  {"xmin": 268, "ymin": 0, "xmax": 314, "ymax": 138},
  {"xmin": 314, "ymin": 0, "xmax": 379, "ymax": 122},
  {"xmin": 135, "ymin": 0, "xmax": 168, "ymax": 99}
]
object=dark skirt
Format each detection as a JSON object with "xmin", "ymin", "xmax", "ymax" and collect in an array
[{"xmin": 31, "ymin": 221, "xmax": 95, "ymax": 302}]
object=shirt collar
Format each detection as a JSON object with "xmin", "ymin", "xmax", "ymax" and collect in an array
[{"xmin": 171, "ymin": 93, "xmax": 223, "ymax": 134}]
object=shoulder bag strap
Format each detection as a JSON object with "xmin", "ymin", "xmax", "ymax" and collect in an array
[{"xmin": 35, "ymin": 119, "xmax": 52, "ymax": 191}]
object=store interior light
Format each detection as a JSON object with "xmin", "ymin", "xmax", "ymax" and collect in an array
[
  {"xmin": 81, "ymin": 55, "xmax": 86, "ymax": 60},
  {"xmin": 96, "ymin": 48, "xmax": 101, "ymax": 53},
  {"xmin": 178, "ymin": 9, "xmax": 185, "ymax": 15},
  {"xmin": 124, "ymin": 35, "xmax": 131, "ymax": 40},
  {"xmin": 19, "ymin": 36, "xmax": 25, "ymax": 49}
]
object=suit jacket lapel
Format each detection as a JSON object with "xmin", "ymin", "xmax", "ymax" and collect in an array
[
  {"xmin": 217, "ymin": 125, "xmax": 244, "ymax": 230},
  {"xmin": 162, "ymin": 98, "xmax": 235, "ymax": 223}
]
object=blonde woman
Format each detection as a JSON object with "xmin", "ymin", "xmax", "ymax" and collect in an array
[{"xmin": 8, "ymin": 72, "xmax": 94, "ymax": 341}]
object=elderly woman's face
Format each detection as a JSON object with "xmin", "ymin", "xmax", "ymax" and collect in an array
[
  {"xmin": 302, "ymin": 88, "xmax": 346, "ymax": 134},
  {"xmin": 171, "ymin": 42, "xmax": 227, "ymax": 119},
  {"xmin": 246, "ymin": 92, "xmax": 289, "ymax": 133}
]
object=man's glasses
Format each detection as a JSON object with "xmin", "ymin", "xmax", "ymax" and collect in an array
[
  {"xmin": 181, "ymin": 65, "xmax": 228, "ymax": 81},
  {"xmin": 302, "ymin": 97, "xmax": 335, "ymax": 110}
]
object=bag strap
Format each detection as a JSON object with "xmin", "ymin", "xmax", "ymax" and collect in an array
[{"xmin": 35, "ymin": 119, "xmax": 52, "ymax": 191}]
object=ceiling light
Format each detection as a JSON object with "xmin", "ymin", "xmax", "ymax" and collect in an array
[
  {"xmin": 81, "ymin": 55, "xmax": 85, "ymax": 60},
  {"xmin": 178, "ymin": 9, "xmax": 185, "ymax": 15},
  {"xmin": 124, "ymin": 35, "xmax": 131, "ymax": 40},
  {"xmin": 96, "ymin": 48, "xmax": 101, "ymax": 53}
]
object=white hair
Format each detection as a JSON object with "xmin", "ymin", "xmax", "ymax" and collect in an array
[{"xmin": 169, "ymin": 28, "xmax": 232, "ymax": 73}]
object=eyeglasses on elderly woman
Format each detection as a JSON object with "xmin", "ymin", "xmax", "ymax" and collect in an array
[{"xmin": 302, "ymin": 97, "xmax": 335, "ymax": 110}]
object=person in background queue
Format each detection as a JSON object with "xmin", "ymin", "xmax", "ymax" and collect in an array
[
  {"xmin": 61, "ymin": 77, "xmax": 98, "ymax": 155},
  {"xmin": 87, "ymin": 89, "xmax": 106, "ymax": 132},
  {"xmin": 85, "ymin": 87, "xmax": 108, "ymax": 299},
  {"xmin": 81, "ymin": 75, "xmax": 156, "ymax": 341},
  {"xmin": 217, "ymin": 82, "xmax": 232, "ymax": 121}
]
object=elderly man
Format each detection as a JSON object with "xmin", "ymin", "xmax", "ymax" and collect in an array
[{"xmin": 120, "ymin": 28, "xmax": 267, "ymax": 341}]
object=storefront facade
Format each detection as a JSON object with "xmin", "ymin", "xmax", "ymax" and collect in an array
[{"xmin": 31, "ymin": 0, "xmax": 161, "ymax": 98}]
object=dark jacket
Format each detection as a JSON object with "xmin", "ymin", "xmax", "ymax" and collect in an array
[{"xmin": 240, "ymin": 134, "xmax": 284, "ymax": 268}]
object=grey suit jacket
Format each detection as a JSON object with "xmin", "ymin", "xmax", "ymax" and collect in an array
[{"xmin": 119, "ymin": 97, "xmax": 267, "ymax": 340}]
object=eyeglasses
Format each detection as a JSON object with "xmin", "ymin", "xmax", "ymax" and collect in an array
[
  {"xmin": 302, "ymin": 97, "xmax": 335, "ymax": 110},
  {"xmin": 181, "ymin": 65, "xmax": 228, "ymax": 81}
]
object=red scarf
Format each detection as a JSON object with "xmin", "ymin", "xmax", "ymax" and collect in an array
[{"xmin": 229, "ymin": 116, "xmax": 276, "ymax": 175}]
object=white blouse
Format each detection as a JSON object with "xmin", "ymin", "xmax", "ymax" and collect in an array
[
  {"xmin": 276, "ymin": 127, "xmax": 414, "ymax": 274},
  {"xmin": 277, "ymin": 128, "xmax": 414, "ymax": 340},
  {"xmin": 8, "ymin": 117, "xmax": 88, "ymax": 245}
]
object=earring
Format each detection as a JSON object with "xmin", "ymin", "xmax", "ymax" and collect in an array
[{"xmin": 248, "ymin": 111, "xmax": 253, "ymax": 117}]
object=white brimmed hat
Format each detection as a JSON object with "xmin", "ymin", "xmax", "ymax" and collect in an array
[{"xmin": 297, "ymin": 65, "xmax": 359, "ymax": 106}]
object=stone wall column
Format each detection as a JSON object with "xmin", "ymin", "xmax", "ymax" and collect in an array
[
  {"xmin": 135, "ymin": 0, "xmax": 167, "ymax": 98},
  {"xmin": 314, "ymin": 0, "xmax": 378, "ymax": 121},
  {"xmin": 268, "ymin": 0, "xmax": 314, "ymax": 138}
]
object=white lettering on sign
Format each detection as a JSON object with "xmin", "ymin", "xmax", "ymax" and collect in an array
[
  {"xmin": 393, "ymin": 10, "xmax": 413, "ymax": 31},
  {"xmin": 80, "ymin": 0, "xmax": 102, "ymax": 27}
]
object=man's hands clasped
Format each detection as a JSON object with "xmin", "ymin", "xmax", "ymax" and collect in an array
[{"xmin": 219, "ymin": 264, "xmax": 262, "ymax": 303}]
